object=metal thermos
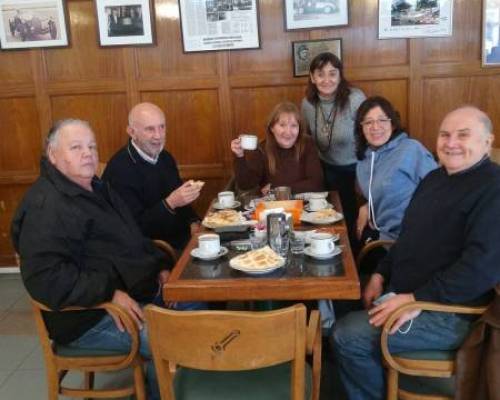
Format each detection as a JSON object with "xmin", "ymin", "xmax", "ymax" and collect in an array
[{"xmin": 266, "ymin": 213, "xmax": 289, "ymax": 256}]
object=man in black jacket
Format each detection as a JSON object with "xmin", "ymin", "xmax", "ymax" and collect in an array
[
  {"xmin": 332, "ymin": 106, "xmax": 500, "ymax": 400},
  {"xmin": 103, "ymin": 102, "xmax": 202, "ymax": 250},
  {"xmin": 11, "ymin": 119, "xmax": 169, "ymax": 400}
]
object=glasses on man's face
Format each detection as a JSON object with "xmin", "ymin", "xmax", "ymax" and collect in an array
[{"xmin": 360, "ymin": 118, "xmax": 391, "ymax": 128}]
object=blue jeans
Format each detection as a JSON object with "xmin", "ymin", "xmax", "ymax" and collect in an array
[
  {"xmin": 331, "ymin": 309, "xmax": 473, "ymax": 400},
  {"xmin": 66, "ymin": 298, "xmax": 206, "ymax": 400}
]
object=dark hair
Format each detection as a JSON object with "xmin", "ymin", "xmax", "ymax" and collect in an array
[
  {"xmin": 265, "ymin": 102, "xmax": 306, "ymax": 175},
  {"xmin": 305, "ymin": 52, "xmax": 352, "ymax": 111},
  {"xmin": 354, "ymin": 96, "xmax": 405, "ymax": 160}
]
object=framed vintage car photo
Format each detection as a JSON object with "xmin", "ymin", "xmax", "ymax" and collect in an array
[
  {"xmin": 284, "ymin": 0, "xmax": 349, "ymax": 30},
  {"xmin": 0, "ymin": 0, "xmax": 69, "ymax": 50},
  {"xmin": 378, "ymin": 0, "xmax": 453, "ymax": 39},
  {"xmin": 292, "ymin": 38, "xmax": 342, "ymax": 77},
  {"xmin": 95, "ymin": 0, "xmax": 155, "ymax": 47},
  {"xmin": 482, "ymin": 0, "xmax": 500, "ymax": 67}
]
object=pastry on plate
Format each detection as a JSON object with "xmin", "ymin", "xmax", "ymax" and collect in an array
[
  {"xmin": 230, "ymin": 246, "xmax": 284, "ymax": 271},
  {"xmin": 203, "ymin": 209, "xmax": 245, "ymax": 227}
]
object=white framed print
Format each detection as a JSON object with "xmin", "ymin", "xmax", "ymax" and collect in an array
[
  {"xmin": 482, "ymin": 0, "xmax": 500, "ymax": 67},
  {"xmin": 284, "ymin": 0, "xmax": 349, "ymax": 30},
  {"xmin": 378, "ymin": 0, "xmax": 453, "ymax": 39},
  {"xmin": 95, "ymin": 0, "xmax": 155, "ymax": 47},
  {"xmin": 0, "ymin": 0, "xmax": 69, "ymax": 50},
  {"xmin": 179, "ymin": 0, "xmax": 260, "ymax": 53}
]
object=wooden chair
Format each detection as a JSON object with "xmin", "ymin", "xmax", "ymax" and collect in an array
[
  {"xmin": 145, "ymin": 303, "xmax": 322, "ymax": 400},
  {"xmin": 381, "ymin": 301, "xmax": 487, "ymax": 400},
  {"xmin": 153, "ymin": 239, "xmax": 178, "ymax": 265},
  {"xmin": 31, "ymin": 299, "xmax": 146, "ymax": 400},
  {"xmin": 356, "ymin": 239, "xmax": 395, "ymax": 269}
]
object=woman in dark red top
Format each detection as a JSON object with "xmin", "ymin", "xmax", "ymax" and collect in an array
[{"xmin": 231, "ymin": 101, "xmax": 324, "ymax": 194}]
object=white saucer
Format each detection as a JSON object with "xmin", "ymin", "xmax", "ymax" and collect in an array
[
  {"xmin": 304, "ymin": 203, "xmax": 334, "ymax": 212},
  {"xmin": 191, "ymin": 246, "xmax": 229, "ymax": 260},
  {"xmin": 303, "ymin": 246, "xmax": 342, "ymax": 260},
  {"xmin": 213, "ymin": 201, "xmax": 241, "ymax": 210}
]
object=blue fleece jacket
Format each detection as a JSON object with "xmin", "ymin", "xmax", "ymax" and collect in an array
[{"xmin": 356, "ymin": 133, "xmax": 437, "ymax": 240}]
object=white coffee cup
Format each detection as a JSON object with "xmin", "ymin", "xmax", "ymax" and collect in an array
[
  {"xmin": 198, "ymin": 233, "xmax": 221, "ymax": 257},
  {"xmin": 218, "ymin": 191, "xmax": 235, "ymax": 208},
  {"xmin": 310, "ymin": 232, "xmax": 335, "ymax": 255},
  {"xmin": 309, "ymin": 198, "xmax": 328, "ymax": 211},
  {"xmin": 240, "ymin": 134, "xmax": 258, "ymax": 150}
]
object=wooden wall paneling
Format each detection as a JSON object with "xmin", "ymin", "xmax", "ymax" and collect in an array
[
  {"xmin": 50, "ymin": 93, "xmax": 129, "ymax": 162},
  {"xmin": 0, "ymin": 185, "xmax": 31, "ymax": 265},
  {"xmin": 354, "ymin": 79, "xmax": 408, "ymax": 127},
  {"xmin": 420, "ymin": 0, "xmax": 482, "ymax": 65},
  {"xmin": 231, "ymin": 85, "xmax": 307, "ymax": 140},
  {"xmin": 136, "ymin": 0, "xmax": 219, "ymax": 79},
  {"xmin": 0, "ymin": 51, "xmax": 34, "ymax": 83},
  {"xmin": 469, "ymin": 75, "xmax": 500, "ymax": 144},
  {"xmin": 0, "ymin": 97, "xmax": 42, "ymax": 173},
  {"xmin": 44, "ymin": 0, "xmax": 125, "ymax": 82}
]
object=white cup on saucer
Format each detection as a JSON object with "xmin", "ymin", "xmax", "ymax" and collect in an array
[
  {"xmin": 198, "ymin": 234, "xmax": 220, "ymax": 257},
  {"xmin": 240, "ymin": 134, "xmax": 258, "ymax": 150},
  {"xmin": 309, "ymin": 197, "xmax": 328, "ymax": 211},
  {"xmin": 310, "ymin": 232, "xmax": 335, "ymax": 255},
  {"xmin": 218, "ymin": 191, "xmax": 235, "ymax": 208}
]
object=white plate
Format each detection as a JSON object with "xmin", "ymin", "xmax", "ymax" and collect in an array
[
  {"xmin": 191, "ymin": 246, "xmax": 229, "ymax": 260},
  {"xmin": 212, "ymin": 201, "xmax": 241, "ymax": 210},
  {"xmin": 304, "ymin": 246, "xmax": 342, "ymax": 260},
  {"xmin": 229, "ymin": 257, "xmax": 285, "ymax": 275},
  {"xmin": 304, "ymin": 203, "xmax": 334, "ymax": 212},
  {"xmin": 300, "ymin": 211, "xmax": 344, "ymax": 225},
  {"xmin": 202, "ymin": 219, "xmax": 257, "ymax": 230},
  {"xmin": 294, "ymin": 192, "xmax": 328, "ymax": 201}
]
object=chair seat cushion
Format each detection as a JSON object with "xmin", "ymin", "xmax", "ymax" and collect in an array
[
  {"xmin": 393, "ymin": 349, "xmax": 455, "ymax": 361},
  {"xmin": 174, "ymin": 362, "xmax": 312, "ymax": 400},
  {"xmin": 56, "ymin": 345, "xmax": 128, "ymax": 357},
  {"xmin": 399, "ymin": 374, "xmax": 455, "ymax": 397}
]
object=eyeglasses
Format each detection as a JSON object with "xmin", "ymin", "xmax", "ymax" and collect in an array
[{"xmin": 360, "ymin": 118, "xmax": 391, "ymax": 128}]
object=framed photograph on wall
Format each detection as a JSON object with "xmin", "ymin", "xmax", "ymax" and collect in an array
[
  {"xmin": 378, "ymin": 0, "xmax": 453, "ymax": 39},
  {"xmin": 482, "ymin": 0, "xmax": 500, "ymax": 67},
  {"xmin": 95, "ymin": 0, "xmax": 155, "ymax": 47},
  {"xmin": 0, "ymin": 0, "xmax": 69, "ymax": 50},
  {"xmin": 284, "ymin": 0, "xmax": 349, "ymax": 30},
  {"xmin": 179, "ymin": 0, "xmax": 260, "ymax": 52},
  {"xmin": 292, "ymin": 38, "xmax": 342, "ymax": 77}
]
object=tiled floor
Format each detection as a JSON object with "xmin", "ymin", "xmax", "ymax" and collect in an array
[
  {"xmin": 0, "ymin": 273, "xmax": 135, "ymax": 400},
  {"xmin": 0, "ymin": 273, "xmax": 344, "ymax": 400}
]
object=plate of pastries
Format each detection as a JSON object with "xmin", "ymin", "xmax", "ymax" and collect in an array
[
  {"xmin": 300, "ymin": 209, "xmax": 344, "ymax": 225},
  {"xmin": 229, "ymin": 246, "xmax": 285, "ymax": 275}
]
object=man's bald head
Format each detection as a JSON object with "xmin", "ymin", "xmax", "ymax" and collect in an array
[{"xmin": 127, "ymin": 102, "xmax": 166, "ymax": 158}]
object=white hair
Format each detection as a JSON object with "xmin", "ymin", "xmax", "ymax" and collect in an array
[{"xmin": 45, "ymin": 119, "xmax": 92, "ymax": 156}]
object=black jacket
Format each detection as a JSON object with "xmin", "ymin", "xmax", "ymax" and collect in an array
[
  {"xmin": 103, "ymin": 141, "xmax": 199, "ymax": 250},
  {"xmin": 11, "ymin": 158, "xmax": 167, "ymax": 344}
]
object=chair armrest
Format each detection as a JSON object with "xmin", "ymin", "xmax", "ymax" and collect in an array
[
  {"xmin": 356, "ymin": 239, "xmax": 394, "ymax": 267},
  {"xmin": 31, "ymin": 299, "xmax": 141, "ymax": 369},
  {"xmin": 381, "ymin": 301, "xmax": 487, "ymax": 376},
  {"xmin": 153, "ymin": 239, "xmax": 178, "ymax": 264}
]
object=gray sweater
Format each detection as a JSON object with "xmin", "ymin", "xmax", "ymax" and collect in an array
[{"xmin": 301, "ymin": 87, "xmax": 366, "ymax": 166}]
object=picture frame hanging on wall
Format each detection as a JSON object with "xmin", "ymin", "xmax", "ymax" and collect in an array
[
  {"xmin": 292, "ymin": 38, "xmax": 342, "ymax": 77},
  {"xmin": 95, "ymin": 0, "xmax": 155, "ymax": 47},
  {"xmin": 0, "ymin": 0, "xmax": 69, "ymax": 50},
  {"xmin": 284, "ymin": 0, "xmax": 349, "ymax": 31},
  {"xmin": 178, "ymin": 0, "xmax": 260, "ymax": 53},
  {"xmin": 378, "ymin": 0, "xmax": 453, "ymax": 39},
  {"xmin": 482, "ymin": 0, "xmax": 500, "ymax": 67}
]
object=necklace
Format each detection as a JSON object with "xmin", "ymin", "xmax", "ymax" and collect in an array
[{"xmin": 314, "ymin": 102, "xmax": 337, "ymax": 153}]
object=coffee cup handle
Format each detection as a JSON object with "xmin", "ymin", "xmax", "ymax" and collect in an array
[
  {"xmin": 321, "ymin": 199, "xmax": 328, "ymax": 208},
  {"xmin": 328, "ymin": 241, "xmax": 334, "ymax": 251}
]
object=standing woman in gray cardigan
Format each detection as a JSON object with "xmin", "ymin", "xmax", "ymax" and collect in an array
[{"xmin": 301, "ymin": 52, "xmax": 366, "ymax": 247}]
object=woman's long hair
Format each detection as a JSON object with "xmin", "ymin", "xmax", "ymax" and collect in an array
[
  {"xmin": 305, "ymin": 52, "xmax": 352, "ymax": 111},
  {"xmin": 265, "ymin": 102, "xmax": 306, "ymax": 176},
  {"xmin": 354, "ymin": 96, "xmax": 406, "ymax": 160}
]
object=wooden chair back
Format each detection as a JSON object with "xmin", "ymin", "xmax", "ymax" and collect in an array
[
  {"xmin": 30, "ymin": 299, "xmax": 146, "ymax": 400},
  {"xmin": 145, "ymin": 303, "xmax": 311, "ymax": 400},
  {"xmin": 381, "ymin": 301, "xmax": 487, "ymax": 400}
]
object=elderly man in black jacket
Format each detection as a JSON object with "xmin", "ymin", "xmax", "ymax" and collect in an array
[{"xmin": 11, "ymin": 119, "xmax": 168, "ymax": 400}]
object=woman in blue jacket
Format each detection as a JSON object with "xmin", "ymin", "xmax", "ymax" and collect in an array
[{"xmin": 355, "ymin": 96, "xmax": 437, "ymax": 244}]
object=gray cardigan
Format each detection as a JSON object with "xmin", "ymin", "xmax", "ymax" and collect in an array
[{"xmin": 301, "ymin": 87, "xmax": 366, "ymax": 166}]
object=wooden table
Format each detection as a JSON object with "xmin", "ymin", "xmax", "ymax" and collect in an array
[{"xmin": 163, "ymin": 192, "xmax": 360, "ymax": 302}]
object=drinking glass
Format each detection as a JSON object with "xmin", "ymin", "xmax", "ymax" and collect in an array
[{"xmin": 290, "ymin": 233, "xmax": 305, "ymax": 254}]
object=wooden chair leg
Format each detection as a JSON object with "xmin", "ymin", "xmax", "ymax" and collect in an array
[
  {"xmin": 386, "ymin": 368, "xmax": 398, "ymax": 400},
  {"xmin": 84, "ymin": 371, "xmax": 94, "ymax": 400},
  {"xmin": 133, "ymin": 363, "xmax": 147, "ymax": 400},
  {"xmin": 46, "ymin": 364, "xmax": 60, "ymax": 400}
]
